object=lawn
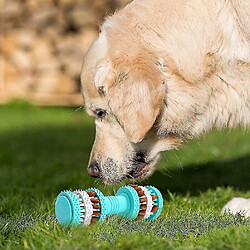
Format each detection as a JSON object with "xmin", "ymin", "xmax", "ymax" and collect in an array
[{"xmin": 0, "ymin": 101, "xmax": 249, "ymax": 249}]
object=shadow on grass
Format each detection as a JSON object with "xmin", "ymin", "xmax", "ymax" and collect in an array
[
  {"xmin": 145, "ymin": 155, "xmax": 250, "ymax": 196},
  {"xmin": 0, "ymin": 124, "xmax": 96, "ymax": 199}
]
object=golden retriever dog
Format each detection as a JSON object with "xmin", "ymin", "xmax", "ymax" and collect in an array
[{"xmin": 80, "ymin": 0, "xmax": 250, "ymax": 189}]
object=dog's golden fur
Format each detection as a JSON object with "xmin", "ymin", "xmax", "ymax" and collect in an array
[{"xmin": 81, "ymin": 0, "xmax": 250, "ymax": 184}]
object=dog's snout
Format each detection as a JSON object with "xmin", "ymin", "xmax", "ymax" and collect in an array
[{"xmin": 87, "ymin": 162, "xmax": 100, "ymax": 178}]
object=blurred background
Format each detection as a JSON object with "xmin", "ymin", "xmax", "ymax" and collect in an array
[{"xmin": 0, "ymin": 0, "xmax": 131, "ymax": 106}]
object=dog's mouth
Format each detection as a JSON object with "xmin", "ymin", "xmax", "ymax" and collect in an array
[{"xmin": 127, "ymin": 152, "xmax": 150, "ymax": 179}]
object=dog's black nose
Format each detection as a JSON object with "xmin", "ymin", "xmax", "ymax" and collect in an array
[{"xmin": 87, "ymin": 162, "xmax": 99, "ymax": 178}]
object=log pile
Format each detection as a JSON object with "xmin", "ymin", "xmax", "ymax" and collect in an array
[{"xmin": 0, "ymin": 0, "xmax": 131, "ymax": 106}]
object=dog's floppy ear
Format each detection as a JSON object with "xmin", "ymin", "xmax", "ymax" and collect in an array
[{"xmin": 107, "ymin": 54, "xmax": 165, "ymax": 143}]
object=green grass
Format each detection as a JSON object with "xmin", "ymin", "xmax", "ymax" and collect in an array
[{"xmin": 0, "ymin": 101, "xmax": 249, "ymax": 249}]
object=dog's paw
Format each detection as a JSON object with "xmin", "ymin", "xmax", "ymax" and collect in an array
[{"xmin": 222, "ymin": 197, "xmax": 250, "ymax": 217}]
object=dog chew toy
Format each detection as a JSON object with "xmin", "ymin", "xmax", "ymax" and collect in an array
[{"xmin": 55, "ymin": 184, "xmax": 163, "ymax": 226}]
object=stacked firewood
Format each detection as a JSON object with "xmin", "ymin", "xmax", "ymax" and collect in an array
[{"xmin": 0, "ymin": 0, "xmax": 131, "ymax": 105}]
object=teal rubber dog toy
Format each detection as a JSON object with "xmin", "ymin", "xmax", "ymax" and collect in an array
[{"xmin": 55, "ymin": 184, "xmax": 163, "ymax": 226}]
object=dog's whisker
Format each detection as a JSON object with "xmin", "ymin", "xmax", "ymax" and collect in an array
[
  {"xmin": 126, "ymin": 173, "xmax": 137, "ymax": 184},
  {"xmin": 160, "ymin": 162, "xmax": 174, "ymax": 178},
  {"xmin": 93, "ymin": 178, "xmax": 100, "ymax": 186},
  {"xmin": 74, "ymin": 106, "xmax": 84, "ymax": 112},
  {"xmin": 83, "ymin": 114, "xmax": 89, "ymax": 120},
  {"xmin": 70, "ymin": 106, "xmax": 84, "ymax": 115},
  {"xmin": 70, "ymin": 106, "xmax": 90, "ymax": 121},
  {"xmin": 121, "ymin": 180, "xmax": 126, "ymax": 186},
  {"xmin": 160, "ymin": 170, "xmax": 173, "ymax": 178},
  {"xmin": 174, "ymin": 152, "xmax": 183, "ymax": 170},
  {"xmin": 164, "ymin": 168, "xmax": 173, "ymax": 178},
  {"xmin": 161, "ymin": 152, "xmax": 168, "ymax": 162},
  {"xmin": 160, "ymin": 154, "xmax": 173, "ymax": 177},
  {"xmin": 126, "ymin": 173, "xmax": 133, "ymax": 179}
]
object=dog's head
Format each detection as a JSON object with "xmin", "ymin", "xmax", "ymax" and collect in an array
[{"xmin": 81, "ymin": 28, "xmax": 207, "ymax": 184}]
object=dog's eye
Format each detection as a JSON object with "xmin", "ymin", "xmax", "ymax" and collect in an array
[{"xmin": 94, "ymin": 108, "xmax": 106, "ymax": 119}]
